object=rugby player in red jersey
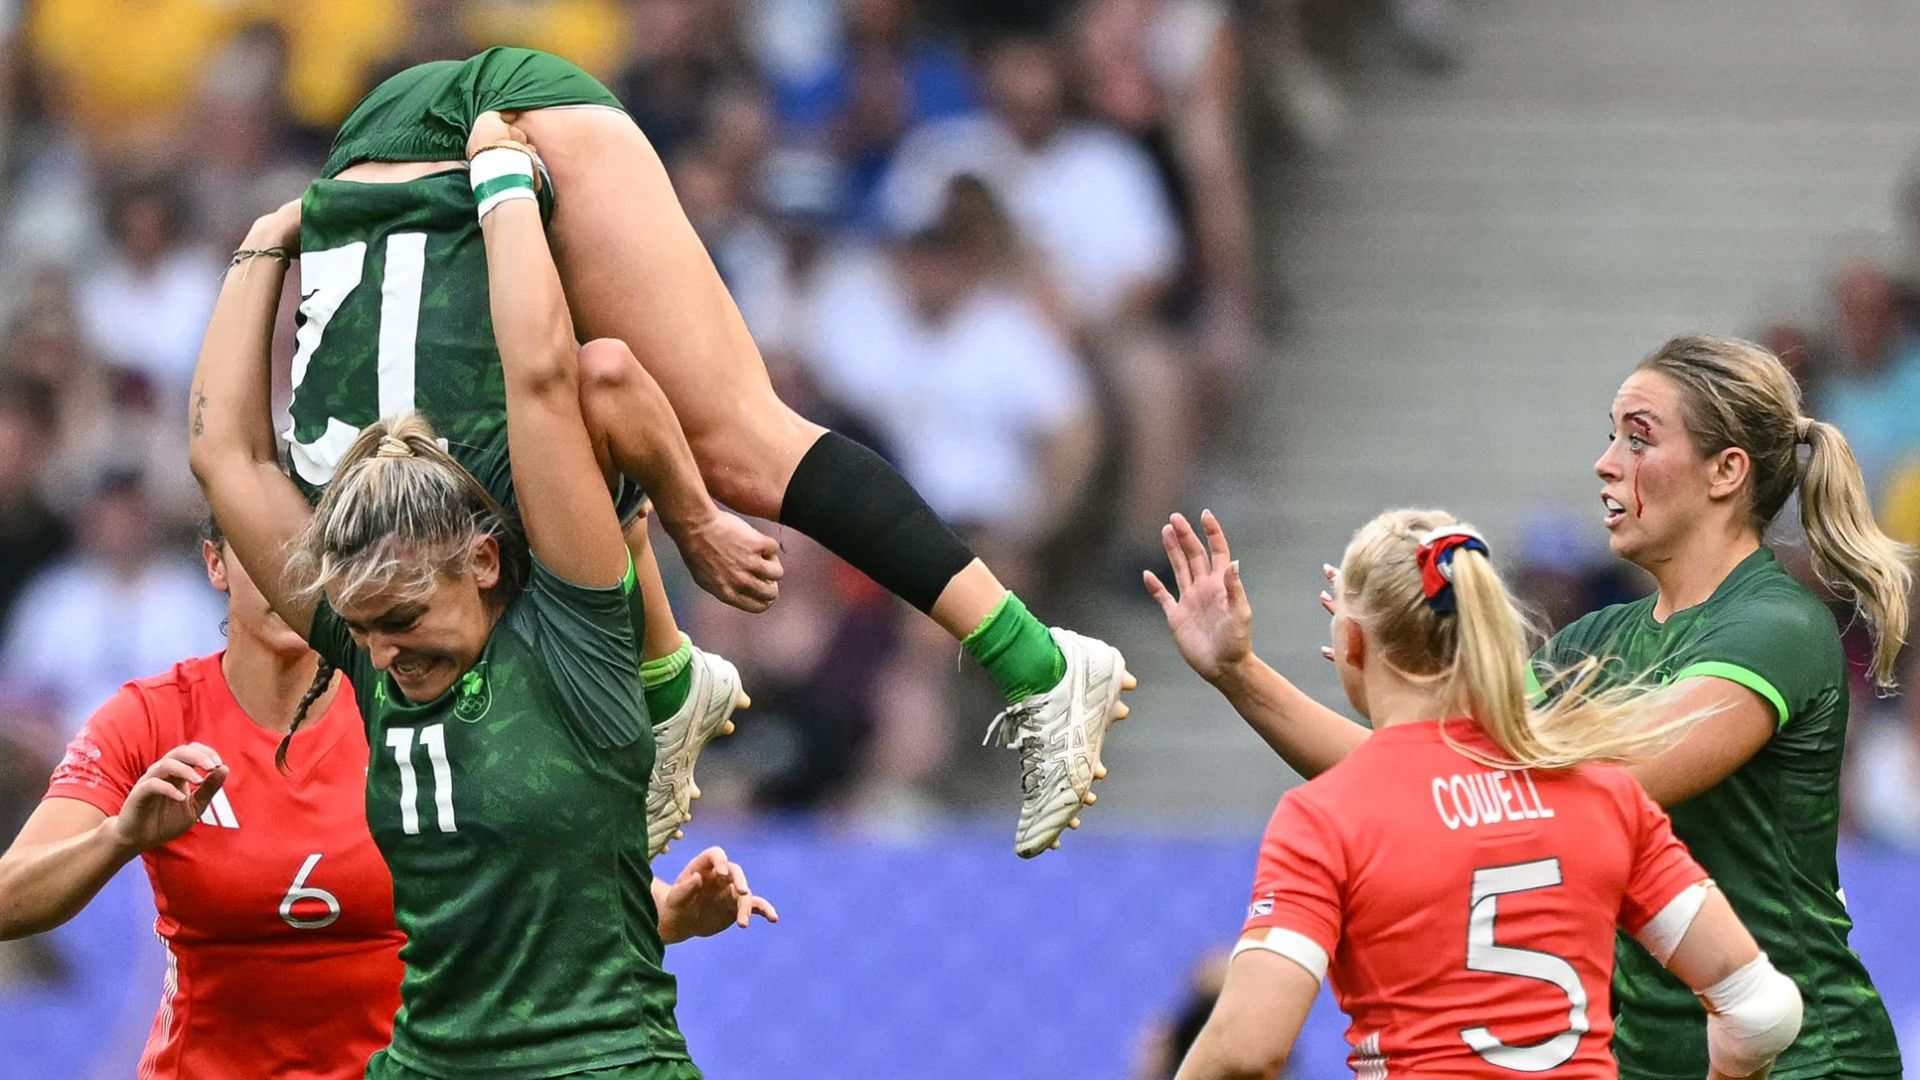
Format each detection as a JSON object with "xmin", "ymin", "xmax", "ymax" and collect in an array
[
  {"xmin": 0, "ymin": 518, "xmax": 774, "ymax": 1079},
  {"xmin": 1148, "ymin": 510, "xmax": 1803, "ymax": 1079}
]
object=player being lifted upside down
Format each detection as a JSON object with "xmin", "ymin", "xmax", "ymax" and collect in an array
[
  {"xmin": 188, "ymin": 132, "xmax": 775, "ymax": 1074},
  {"xmin": 291, "ymin": 48, "xmax": 1134, "ymax": 856}
]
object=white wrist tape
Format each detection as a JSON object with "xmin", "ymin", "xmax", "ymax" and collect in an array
[
  {"xmin": 1701, "ymin": 953, "xmax": 1802, "ymax": 1078},
  {"xmin": 470, "ymin": 147, "xmax": 537, "ymax": 220}
]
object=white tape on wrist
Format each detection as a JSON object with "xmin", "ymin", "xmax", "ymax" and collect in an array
[
  {"xmin": 470, "ymin": 147, "xmax": 537, "ymax": 220},
  {"xmin": 1701, "ymin": 953, "xmax": 1803, "ymax": 1078}
]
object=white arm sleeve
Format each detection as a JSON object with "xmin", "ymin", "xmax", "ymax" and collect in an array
[{"xmin": 1701, "ymin": 953, "xmax": 1803, "ymax": 1078}]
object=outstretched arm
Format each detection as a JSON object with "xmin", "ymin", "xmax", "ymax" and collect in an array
[
  {"xmin": 652, "ymin": 846, "xmax": 778, "ymax": 944},
  {"xmin": 470, "ymin": 114, "xmax": 628, "ymax": 588},
  {"xmin": 0, "ymin": 744, "xmax": 227, "ymax": 940},
  {"xmin": 1145, "ymin": 511, "xmax": 1369, "ymax": 778},
  {"xmin": 186, "ymin": 202, "xmax": 320, "ymax": 637}
]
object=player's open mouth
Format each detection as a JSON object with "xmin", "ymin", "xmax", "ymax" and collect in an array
[
  {"xmin": 1601, "ymin": 494, "xmax": 1627, "ymax": 529},
  {"xmin": 391, "ymin": 655, "xmax": 440, "ymax": 689}
]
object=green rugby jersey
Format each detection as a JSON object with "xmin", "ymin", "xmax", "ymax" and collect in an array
[
  {"xmin": 289, "ymin": 170, "xmax": 521, "ymax": 508},
  {"xmin": 309, "ymin": 558, "xmax": 691, "ymax": 1079},
  {"xmin": 1536, "ymin": 548, "xmax": 1900, "ymax": 1079}
]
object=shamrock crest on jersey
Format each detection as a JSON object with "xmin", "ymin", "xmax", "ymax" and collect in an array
[{"xmin": 454, "ymin": 663, "xmax": 491, "ymax": 724}]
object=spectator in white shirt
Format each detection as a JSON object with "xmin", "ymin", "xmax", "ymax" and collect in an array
[
  {"xmin": 882, "ymin": 57, "xmax": 1198, "ymax": 555},
  {"xmin": 75, "ymin": 177, "xmax": 221, "ymax": 405},
  {"xmin": 878, "ymin": 33, "xmax": 1183, "ymax": 329},
  {"xmin": 802, "ymin": 211, "xmax": 1100, "ymax": 576},
  {"xmin": 0, "ymin": 470, "xmax": 224, "ymax": 743}
]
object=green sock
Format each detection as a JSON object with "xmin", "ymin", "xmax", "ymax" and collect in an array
[
  {"xmin": 643, "ymin": 634, "xmax": 695, "ymax": 720},
  {"xmin": 962, "ymin": 593, "xmax": 1066, "ymax": 705}
]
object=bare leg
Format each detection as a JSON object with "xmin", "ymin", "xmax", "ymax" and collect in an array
[
  {"xmin": 512, "ymin": 107, "xmax": 1133, "ymax": 860},
  {"xmin": 518, "ymin": 105, "xmax": 1007, "ymax": 640},
  {"xmin": 576, "ymin": 338, "xmax": 781, "ymax": 612},
  {"xmin": 515, "ymin": 107, "xmax": 818, "ymax": 517},
  {"xmin": 931, "ymin": 562, "xmax": 1010, "ymax": 640}
]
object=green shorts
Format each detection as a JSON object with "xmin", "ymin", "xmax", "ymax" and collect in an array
[
  {"xmin": 324, "ymin": 46, "xmax": 625, "ymax": 178},
  {"xmin": 365, "ymin": 1049, "xmax": 701, "ymax": 1080}
]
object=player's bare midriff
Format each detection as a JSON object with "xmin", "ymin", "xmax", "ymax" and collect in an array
[{"xmin": 334, "ymin": 160, "xmax": 465, "ymax": 184}]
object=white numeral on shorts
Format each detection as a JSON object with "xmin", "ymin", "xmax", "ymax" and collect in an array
[
  {"xmin": 280, "ymin": 853, "xmax": 342, "ymax": 930},
  {"xmin": 1459, "ymin": 858, "xmax": 1589, "ymax": 1071},
  {"xmin": 387, "ymin": 724, "xmax": 457, "ymax": 835},
  {"xmin": 286, "ymin": 235, "xmax": 426, "ymax": 485}
]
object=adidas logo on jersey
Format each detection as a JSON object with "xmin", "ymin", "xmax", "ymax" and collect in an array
[{"xmin": 198, "ymin": 789, "xmax": 240, "ymax": 830}]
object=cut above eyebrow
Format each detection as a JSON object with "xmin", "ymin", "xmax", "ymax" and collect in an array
[{"xmin": 1621, "ymin": 409, "xmax": 1657, "ymax": 430}]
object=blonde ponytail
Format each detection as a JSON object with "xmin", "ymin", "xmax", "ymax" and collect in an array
[
  {"xmin": 1638, "ymin": 335, "xmax": 1914, "ymax": 690},
  {"xmin": 288, "ymin": 413, "xmax": 525, "ymax": 608},
  {"xmin": 1799, "ymin": 418, "xmax": 1913, "ymax": 687},
  {"xmin": 1342, "ymin": 510, "xmax": 1715, "ymax": 772}
]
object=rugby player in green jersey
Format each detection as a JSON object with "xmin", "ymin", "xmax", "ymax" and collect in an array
[
  {"xmin": 188, "ymin": 123, "xmax": 774, "ymax": 1077},
  {"xmin": 294, "ymin": 113, "xmax": 750, "ymax": 857},
  {"xmin": 302, "ymin": 47, "xmax": 1135, "ymax": 858},
  {"xmin": 1145, "ymin": 335, "xmax": 1911, "ymax": 1078}
]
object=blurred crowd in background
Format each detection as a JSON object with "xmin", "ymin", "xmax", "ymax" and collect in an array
[
  {"xmin": 4, "ymin": 2, "xmax": 1920, "ymax": 1077},
  {"xmin": 0, "ymin": 0, "xmax": 1916, "ymax": 856},
  {"xmin": 0, "ymin": 0, "xmax": 1469, "ymax": 834}
]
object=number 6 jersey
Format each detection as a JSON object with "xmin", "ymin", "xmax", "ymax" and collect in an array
[
  {"xmin": 1240, "ymin": 718, "xmax": 1708, "ymax": 1079},
  {"xmin": 44, "ymin": 652, "xmax": 404, "ymax": 1080}
]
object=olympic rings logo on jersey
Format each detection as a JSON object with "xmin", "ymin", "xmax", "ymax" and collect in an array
[{"xmin": 455, "ymin": 663, "xmax": 492, "ymax": 724}]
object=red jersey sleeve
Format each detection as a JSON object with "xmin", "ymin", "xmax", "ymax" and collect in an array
[
  {"xmin": 1241, "ymin": 787, "xmax": 1346, "ymax": 961},
  {"xmin": 44, "ymin": 685, "xmax": 157, "ymax": 817},
  {"xmin": 1618, "ymin": 777, "xmax": 1709, "ymax": 935}
]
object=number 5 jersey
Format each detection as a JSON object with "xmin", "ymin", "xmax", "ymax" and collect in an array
[
  {"xmin": 1239, "ymin": 718, "xmax": 1709, "ymax": 1079},
  {"xmin": 44, "ymin": 652, "xmax": 404, "ymax": 1080}
]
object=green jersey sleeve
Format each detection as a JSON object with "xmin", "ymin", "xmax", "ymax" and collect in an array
[
  {"xmin": 307, "ymin": 600, "xmax": 381, "ymax": 725},
  {"xmin": 1668, "ymin": 590, "xmax": 1835, "ymax": 730},
  {"xmin": 519, "ymin": 554, "xmax": 649, "ymax": 749}
]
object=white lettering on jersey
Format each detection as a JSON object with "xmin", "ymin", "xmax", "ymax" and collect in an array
[
  {"xmin": 196, "ymin": 788, "xmax": 240, "ymax": 829},
  {"xmin": 1432, "ymin": 769, "xmax": 1554, "ymax": 830}
]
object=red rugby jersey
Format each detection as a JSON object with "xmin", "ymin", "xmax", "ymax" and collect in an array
[
  {"xmin": 1241, "ymin": 719, "xmax": 1707, "ymax": 1079},
  {"xmin": 45, "ymin": 652, "xmax": 403, "ymax": 1080}
]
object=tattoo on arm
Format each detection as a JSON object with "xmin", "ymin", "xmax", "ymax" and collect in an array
[{"xmin": 190, "ymin": 390, "xmax": 208, "ymax": 437}]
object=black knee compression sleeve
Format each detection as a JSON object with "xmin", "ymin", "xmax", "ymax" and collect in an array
[{"xmin": 779, "ymin": 431, "xmax": 976, "ymax": 614}]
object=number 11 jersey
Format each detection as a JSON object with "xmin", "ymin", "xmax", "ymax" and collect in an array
[{"xmin": 1240, "ymin": 719, "xmax": 1707, "ymax": 1078}]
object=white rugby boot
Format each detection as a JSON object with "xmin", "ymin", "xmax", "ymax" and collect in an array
[
  {"xmin": 983, "ymin": 628, "xmax": 1136, "ymax": 858},
  {"xmin": 648, "ymin": 647, "xmax": 748, "ymax": 859}
]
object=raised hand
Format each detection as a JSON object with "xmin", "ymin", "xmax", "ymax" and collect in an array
[
  {"xmin": 111, "ymin": 743, "xmax": 230, "ymax": 855},
  {"xmin": 657, "ymin": 846, "xmax": 779, "ymax": 944},
  {"xmin": 249, "ymin": 199, "xmax": 302, "ymax": 254},
  {"xmin": 669, "ymin": 511, "xmax": 785, "ymax": 613},
  {"xmin": 1143, "ymin": 510, "xmax": 1253, "ymax": 683},
  {"xmin": 467, "ymin": 110, "xmax": 533, "ymax": 159}
]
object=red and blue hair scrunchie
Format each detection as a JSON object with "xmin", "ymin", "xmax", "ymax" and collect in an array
[{"xmin": 1415, "ymin": 525, "xmax": 1489, "ymax": 614}]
